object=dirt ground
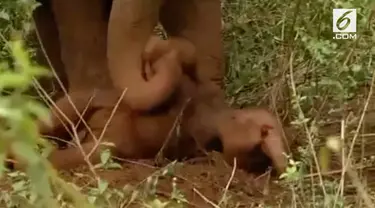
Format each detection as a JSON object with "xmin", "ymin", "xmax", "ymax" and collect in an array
[{"xmin": 58, "ymin": 152, "xmax": 289, "ymax": 207}]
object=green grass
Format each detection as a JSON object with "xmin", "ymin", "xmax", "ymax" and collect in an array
[{"xmin": 223, "ymin": 0, "xmax": 375, "ymax": 207}]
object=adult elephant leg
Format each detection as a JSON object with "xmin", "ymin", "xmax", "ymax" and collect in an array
[
  {"xmin": 108, "ymin": 0, "xmax": 171, "ymax": 108},
  {"xmin": 49, "ymin": 0, "xmax": 113, "ymax": 151},
  {"xmin": 51, "ymin": 0, "xmax": 112, "ymax": 90},
  {"xmin": 160, "ymin": 0, "xmax": 224, "ymax": 98},
  {"xmin": 32, "ymin": 2, "xmax": 67, "ymax": 99}
]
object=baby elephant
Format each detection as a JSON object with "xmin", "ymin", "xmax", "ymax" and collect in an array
[
  {"xmin": 218, "ymin": 108, "xmax": 288, "ymax": 175},
  {"xmin": 176, "ymin": 80, "xmax": 288, "ymax": 175}
]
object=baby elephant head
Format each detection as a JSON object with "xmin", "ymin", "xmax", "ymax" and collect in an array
[{"xmin": 218, "ymin": 108, "xmax": 288, "ymax": 175}]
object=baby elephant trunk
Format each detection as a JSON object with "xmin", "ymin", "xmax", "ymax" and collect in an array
[{"xmin": 260, "ymin": 125, "xmax": 288, "ymax": 174}]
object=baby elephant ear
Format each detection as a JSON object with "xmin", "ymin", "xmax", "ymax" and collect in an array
[{"xmin": 260, "ymin": 124, "xmax": 274, "ymax": 139}]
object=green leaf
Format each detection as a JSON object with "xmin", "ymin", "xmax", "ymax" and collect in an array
[
  {"xmin": 97, "ymin": 179, "xmax": 109, "ymax": 194},
  {"xmin": 147, "ymin": 198, "xmax": 170, "ymax": 208},
  {"xmin": 351, "ymin": 64, "xmax": 362, "ymax": 72},
  {"xmin": 287, "ymin": 166, "xmax": 296, "ymax": 174},
  {"xmin": 318, "ymin": 146, "xmax": 331, "ymax": 173},
  {"xmin": 28, "ymin": 163, "xmax": 52, "ymax": 195},
  {"xmin": 25, "ymin": 99, "xmax": 51, "ymax": 126},
  {"xmin": 12, "ymin": 180, "xmax": 26, "ymax": 191},
  {"xmin": 87, "ymin": 196, "xmax": 96, "ymax": 204},
  {"xmin": 0, "ymin": 72, "xmax": 29, "ymax": 90},
  {"xmin": 0, "ymin": 11, "xmax": 10, "ymax": 20},
  {"xmin": 0, "ymin": 139, "xmax": 8, "ymax": 177},
  {"xmin": 106, "ymin": 162, "xmax": 122, "ymax": 169},
  {"xmin": 11, "ymin": 141, "xmax": 39, "ymax": 165},
  {"xmin": 100, "ymin": 149, "xmax": 111, "ymax": 165}
]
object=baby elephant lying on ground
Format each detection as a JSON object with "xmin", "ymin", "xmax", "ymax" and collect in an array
[
  {"xmin": 38, "ymin": 84, "xmax": 287, "ymax": 173},
  {"xmin": 9, "ymin": 36, "xmax": 195, "ymax": 170}
]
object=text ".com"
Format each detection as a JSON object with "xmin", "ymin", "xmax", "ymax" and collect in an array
[{"xmin": 332, "ymin": 8, "xmax": 357, "ymax": 40}]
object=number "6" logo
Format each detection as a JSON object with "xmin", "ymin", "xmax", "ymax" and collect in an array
[{"xmin": 336, "ymin": 10, "xmax": 353, "ymax": 31}]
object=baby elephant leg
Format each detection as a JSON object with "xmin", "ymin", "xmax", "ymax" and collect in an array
[
  {"xmin": 47, "ymin": 142, "xmax": 101, "ymax": 170},
  {"xmin": 48, "ymin": 110, "xmax": 138, "ymax": 170}
]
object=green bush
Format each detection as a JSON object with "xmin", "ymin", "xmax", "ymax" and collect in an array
[{"xmin": 223, "ymin": 0, "xmax": 374, "ymax": 206}]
